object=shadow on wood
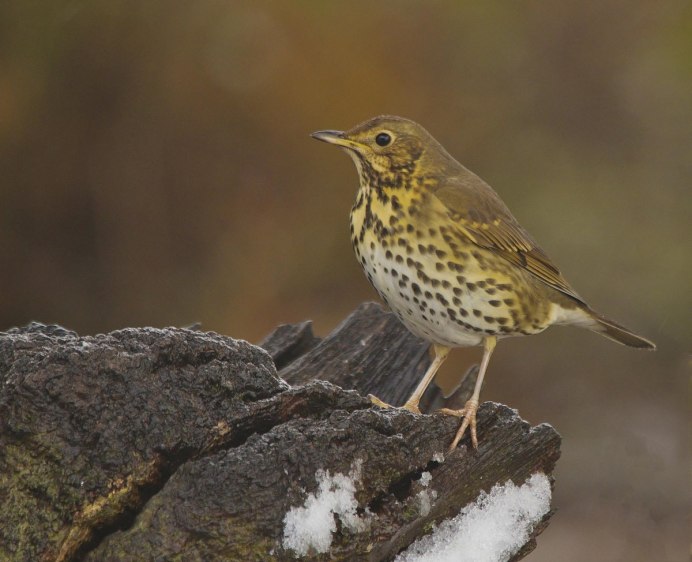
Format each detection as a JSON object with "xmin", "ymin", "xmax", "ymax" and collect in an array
[{"xmin": 0, "ymin": 303, "xmax": 560, "ymax": 561}]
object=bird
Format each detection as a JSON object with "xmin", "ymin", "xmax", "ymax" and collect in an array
[{"xmin": 311, "ymin": 115, "xmax": 656, "ymax": 451}]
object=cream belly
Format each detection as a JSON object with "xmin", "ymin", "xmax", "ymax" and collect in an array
[{"xmin": 357, "ymin": 235, "xmax": 537, "ymax": 348}]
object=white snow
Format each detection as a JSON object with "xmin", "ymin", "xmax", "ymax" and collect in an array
[
  {"xmin": 419, "ymin": 471, "xmax": 432, "ymax": 487},
  {"xmin": 416, "ymin": 471, "xmax": 437, "ymax": 516},
  {"xmin": 282, "ymin": 460, "xmax": 369, "ymax": 557},
  {"xmin": 395, "ymin": 472, "xmax": 552, "ymax": 562},
  {"xmin": 432, "ymin": 452, "xmax": 445, "ymax": 463},
  {"xmin": 417, "ymin": 488, "xmax": 438, "ymax": 517}
]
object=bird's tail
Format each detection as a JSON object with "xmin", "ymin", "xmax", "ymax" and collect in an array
[{"xmin": 586, "ymin": 309, "xmax": 656, "ymax": 350}]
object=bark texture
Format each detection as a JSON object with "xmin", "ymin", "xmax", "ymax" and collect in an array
[{"xmin": 0, "ymin": 303, "xmax": 561, "ymax": 561}]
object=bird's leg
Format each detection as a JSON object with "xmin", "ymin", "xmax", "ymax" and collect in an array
[
  {"xmin": 401, "ymin": 344, "xmax": 450, "ymax": 413},
  {"xmin": 369, "ymin": 344, "xmax": 450, "ymax": 414},
  {"xmin": 439, "ymin": 336, "xmax": 497, "ymax": 450}
]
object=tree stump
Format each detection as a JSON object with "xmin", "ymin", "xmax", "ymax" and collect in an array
[{"xmin": 0, "ymin": 303, "xmax": 561, "ymax": 561}]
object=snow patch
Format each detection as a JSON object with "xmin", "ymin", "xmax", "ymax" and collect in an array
[
  {"xmin": 416, "ymin": 488, "xmax": 437, "ymax": 517},
  {"xmin": 416, "ymin": 471, "xmax": 437, "ymax": 516},
  {"xmin": 396, "ymin": 472, "xmax": 552, "ymax": 562},
  {"xmin": 419, "ymin": 471, "xmax": 432, "ymax": 487},
  {"xmin": 282, "ymin": 460, "xmax": 369, "ymax": 557}
]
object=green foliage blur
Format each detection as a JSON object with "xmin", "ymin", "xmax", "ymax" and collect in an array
[{"xmin": 0, "ymin": 2, "xmax": 688, "ymax": 560}]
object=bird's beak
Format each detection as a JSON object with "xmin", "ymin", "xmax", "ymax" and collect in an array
[{"xmin": 311, "ymin": 130, "xmax": 363, "ymax": 150}]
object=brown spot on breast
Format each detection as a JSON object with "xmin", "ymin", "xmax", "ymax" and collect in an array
[
  {"xmin": 473, "ymin": 309, "xmax": 482, "ymax": 317},
  {"xmin": 489, "ymin": 300, "xmax": 501, "ymax": 307},
  {"xmin": 412, "ymin": 283, "xmax": 422, "ymax": 296}
]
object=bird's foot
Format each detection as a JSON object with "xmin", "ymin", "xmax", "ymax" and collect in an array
[
  {"xmin": 401, "ymin": 401, "xmax": 421, "ymax": 414},
  {"xmin": 438, "ymin": 398, "xmax": 479, "ymax": 451},
  {"xmin": 368, "ymin": 394, "xmax": 393, "ymax": 409},
  {"xmin": 368, "ymin": 395, "xmax": 421, "ymax": 414}
]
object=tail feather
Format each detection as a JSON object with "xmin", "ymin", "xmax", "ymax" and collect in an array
[{"xmin": 587, "ymin": 310, "xmax": 656, "ymax": 350}]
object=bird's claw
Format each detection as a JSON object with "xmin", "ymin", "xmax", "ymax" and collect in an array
[
  {"xmin": 369, "ymin": 395, "xmax": 421, "ymax": 414},
  {"xmin": 368, "ymin": 394, "xmax": 393, "ymax": 409},
  {"xmin": 402, "ymin": 401, "xmax": 421, "ymax": 414},
  {"xmin": 439, "ymin": 398, "xmax": 479, "ymax": 451}
]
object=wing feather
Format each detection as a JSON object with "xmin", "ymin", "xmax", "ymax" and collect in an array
[{"xmin": 433, "ymin": 176, "xmax": 584, "ymax": 304}]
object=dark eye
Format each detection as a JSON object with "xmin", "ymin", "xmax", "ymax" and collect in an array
[{"xmin": 375, "ymin": 132, "xmax": 391, "ymax": 146}]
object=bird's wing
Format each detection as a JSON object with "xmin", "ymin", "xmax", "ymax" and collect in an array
[{"xmin": 432, "ymin": 176, "xmax": 585, "ymax": 304}]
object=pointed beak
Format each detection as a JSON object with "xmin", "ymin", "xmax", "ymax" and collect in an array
[{"xmin": 311, "ymin": 130, "xmax": 363, "ymax": 150}]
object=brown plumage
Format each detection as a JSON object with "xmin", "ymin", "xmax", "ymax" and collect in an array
[{"xmin": 312, "ymin": 115, "xmax": 655, "ymax": 450}]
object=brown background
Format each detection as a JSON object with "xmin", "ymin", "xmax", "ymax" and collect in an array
[{"xmin": 1, "ymin": 2, "xmax": 688, "ymax": 560}]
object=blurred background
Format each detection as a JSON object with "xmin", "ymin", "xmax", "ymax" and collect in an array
[{"xmin": 0, "ymin": 1, "xmax": 688, "ymax": 560}]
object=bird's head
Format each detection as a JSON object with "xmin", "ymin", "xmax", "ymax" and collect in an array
[{"xmin": 312, "ymin": 115, "xmax": 455, "ymax": 184}]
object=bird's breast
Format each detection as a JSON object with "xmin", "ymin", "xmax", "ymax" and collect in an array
[{"xmin": 350, "ymin": 188, "xmax": 553, "ymax": 346}]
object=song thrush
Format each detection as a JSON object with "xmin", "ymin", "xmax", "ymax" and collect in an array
[{"xmin": 312, "ymin": 115, "xmax": 655, "ymax": 450}]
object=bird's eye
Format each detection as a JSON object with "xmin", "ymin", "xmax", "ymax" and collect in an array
[{"xmin": 375, "ymin": 132, "xmax": 391, "ymax": 147}]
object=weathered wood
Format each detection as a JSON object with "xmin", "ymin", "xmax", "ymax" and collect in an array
[
  {"xmin": 262, "ymin": 303, "xmax": 478, "ymax": 412},
  {"xmin": 259, "ymin": 320, "xmax": 321, "ymax": 370},
  {"xmin": 0, "ymin": 305, "xmax": 561, "ymax": 561},
  {"xmin": 277, "ymin": 302, "xmax": 437, "ymax": 407}
]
